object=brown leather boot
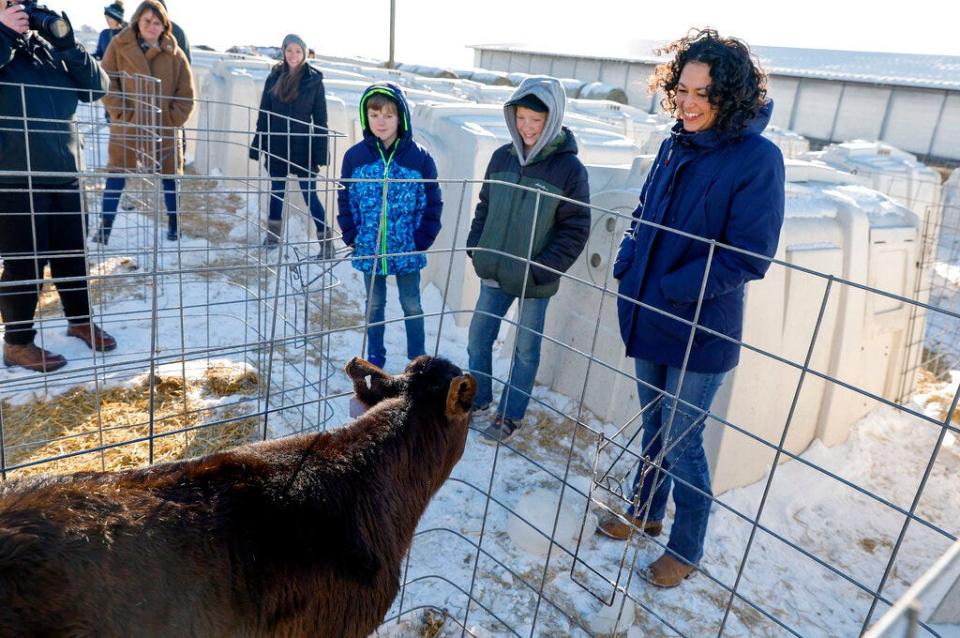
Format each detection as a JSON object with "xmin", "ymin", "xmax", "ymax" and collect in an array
[
  {"xmin": 596, "ymin": 511, "xmax": 663, "ymax": 540},
  {"xmin": 66, "ymin": 323, "xmax": 117, "ymax": 352},
  {"xmin": 3, "ymin": 343, "xmax": 68, "ymax": 372},
  {"xmin": 644, "ymin": 553, "xmax": 696, "ymax": 588}
]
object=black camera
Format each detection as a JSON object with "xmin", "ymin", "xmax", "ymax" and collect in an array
[{"xmin": 19, "ymin": 1, "xmax": 70, "ymax": 40}]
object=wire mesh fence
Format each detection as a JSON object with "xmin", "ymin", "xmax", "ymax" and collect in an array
[{"xmin": 0, "ymin": 78, "xmax": 958, "ymax": 638}]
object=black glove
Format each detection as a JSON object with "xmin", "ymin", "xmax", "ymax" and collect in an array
[
  {"xmin": 248, "ymin": 147, "xmax": 260, "ymax": 161},
  {"xmin": 45, "ymin": 11, "xmax": 75, "ymax": 51}
]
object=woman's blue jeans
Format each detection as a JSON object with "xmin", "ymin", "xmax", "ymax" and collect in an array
[
  {"xmin": 466, "ymin": 284, "xmax": 550, "ymax": 421},
  {"xmin": 269, "ymin": 177, "xmax": 327, "ymax": 233},
  {"xmin": 101, "ymin": 176, "xmax": 177, "ymax": 223},
  {"xmin": 362, "ymin": 271, "xmax": 425, "ymax": 368},
  {"xmin": 627, "ymin": 358, "xmax": 727, "ymax": 565}
]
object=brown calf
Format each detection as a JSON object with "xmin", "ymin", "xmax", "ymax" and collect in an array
[{"xmin": 0, "ymin": 355, "xmax": 476, "ymax": 638}]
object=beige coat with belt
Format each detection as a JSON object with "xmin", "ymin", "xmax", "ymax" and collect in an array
[{"xmin": 101, "ymin": 28, "xmax": 194, "ymax": 175}]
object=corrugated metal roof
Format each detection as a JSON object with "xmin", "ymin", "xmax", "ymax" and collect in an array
[{"xmin": 470, "ymin": 40, "xmax": 960, "ymax": 91}]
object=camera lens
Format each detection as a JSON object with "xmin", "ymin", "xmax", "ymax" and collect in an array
[{"xmin": 46, "ymin": 16, "xmax": 68, "ymax": 38}]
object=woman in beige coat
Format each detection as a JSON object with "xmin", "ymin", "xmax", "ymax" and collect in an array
[{"xmin": 94, "ymin": 0, "xmax": 194, "ymax": 243}]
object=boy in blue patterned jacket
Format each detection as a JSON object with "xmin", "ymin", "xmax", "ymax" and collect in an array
[{"xmin": 337, "ymin": 83, "xmax": 443, "ymax": 369}]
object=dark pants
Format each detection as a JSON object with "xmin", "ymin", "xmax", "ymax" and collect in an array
[
  {"xmin": 269, "ymin": 176, "xmax": 327, "ymax": 233},
  {"xmin": 0, "ymin": 181, "xmax": 92, "ymax": 345},
  {"xmin": 101, "ymin": 176, "xmax": 178, "ymax": 222}
]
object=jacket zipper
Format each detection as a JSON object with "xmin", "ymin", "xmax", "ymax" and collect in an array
[{"xmin": 377, "ymin": 141, "xmax": 398, "ymax": 275}]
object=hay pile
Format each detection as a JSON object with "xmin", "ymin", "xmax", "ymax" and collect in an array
[
  {"xmin": 178, "ymin": 167, "xmax": 246, "ymax": 240},
  {"xmin": 2, "ymin": 362, "xmax": 262, "ymax": 479},
  {"xmin": 915, "ymin": 369, "xmax": 960, "ymax": 425}
]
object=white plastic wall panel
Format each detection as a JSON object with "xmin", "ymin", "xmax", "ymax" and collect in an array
[
  {"xmin": 791, "ymin": 79, "xmax": 844, "ymax": 140},
  {"xmin": 815, "ymin": 141, "xmax": 942, "ymax": 222},
  {"xmin": 488, "ymin": 51, "xmax": 511, "ymax": 71},
  {"xmin": 625, "ymin": 64, "xmax": 658, "ymax": 112},
  {"xmin": 763, "ymin": 127, "xmax": 810, "ymax": 160},
  {"xmin": 540, "ymin": 186, "xmax": 642, "ymax": 438},
  {"xmin": 883, "ymin": 90, "xmax": 943, "ymax": 155},
  {"xmin": 574, "ymin": 59, "xmax": 603, "ymax": 80},
  {"xmin": 410, "ymin": 104, "xmax": 506, "ymax": 324},
  {"xmin": 860, "ymin": 223, "xmax": 920, "ymax": 401},
  {"xmin": 765, "ymin": 76, "xmax": 800, "ymax": 129},
  {"xmin": 550, "ymin": 58, "xmax": 577, "ymax": 78},
  {"xmin": 709, "ymin": 183, "xmax": 851, "ymax": 493},
  {"xmin": 599, "ymin": 62, "xmax": 630, "ymax": 92},
  {"xmin": 527, "ymin": 55, "xmax": 552, "ymax": 75},
  {"xmin": 930, "ymin": 94, "xmax": 960, "ymax": 160},
  {"xmin": 832, "ymin": 85, "xmax": 891, "ymax": 141}
]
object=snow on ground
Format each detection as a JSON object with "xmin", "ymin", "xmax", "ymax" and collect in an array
[{"xmin": 2, "ymin": 173, "xmax": 959, "ymax": 637}]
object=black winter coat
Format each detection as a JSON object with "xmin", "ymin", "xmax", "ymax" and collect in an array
[
  {"xmin": 0, "ymin": 24, "xmax": 108, "ymax": 184},
  {"xmin": 250, "ymin": 64, "xmax": 328, "ymax": 178}
]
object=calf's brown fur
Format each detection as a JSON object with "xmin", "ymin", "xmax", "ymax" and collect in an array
[{"xmin": 0, "ymin": 355, "xmax": 476, "ymax": 638}]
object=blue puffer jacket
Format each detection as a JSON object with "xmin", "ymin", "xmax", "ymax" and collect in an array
[
  {"xmin": 337, "ymin": 83, "xmax": 442, "ymax": 275},
  {"xmin": 615, "ymin": 101, "xmax": 785, "ymax": 373}
]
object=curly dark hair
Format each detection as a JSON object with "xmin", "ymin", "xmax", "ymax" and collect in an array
[{"xmin": 650, "ymin": 28, "xmax": 768, "ymax": 137}]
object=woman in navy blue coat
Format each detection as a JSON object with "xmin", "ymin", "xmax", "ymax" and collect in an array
[{"xmin": 597, "ymin": 29, "xmax": 785, "ymax": 588}]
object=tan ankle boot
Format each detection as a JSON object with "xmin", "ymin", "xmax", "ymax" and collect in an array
[
  {"xmin": 3, "ymin": 343, "xmax": 67, "ymax": 373},
  {"xmin": 645, "ymin": 553, "xmax": 696, "ymax": 588},
  {"xmin": 596, "ymin": 511, "xmax": 663, "ymax": 540}
]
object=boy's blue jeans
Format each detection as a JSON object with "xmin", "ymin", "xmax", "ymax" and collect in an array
[
  {"xmin": 466, "ymin": 284, "xmax": 550, "ymax": 422},
  {"xmin": 269, "ymin": 177, "xmax": 327, "ymax": 233},
  {"xmin": 362, "ymin": 271, "xmax": 425, "ymax": 368},
  {"xmin": 627, "ymin": 358, "xmax": 726, "ymax": 565}
]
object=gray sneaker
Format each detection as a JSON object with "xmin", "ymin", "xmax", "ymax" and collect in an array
[{"xmin": 478, "ymin": 415, "xmax": 520, "ymax": 445}]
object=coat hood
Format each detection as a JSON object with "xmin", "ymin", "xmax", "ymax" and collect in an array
[
  {"xmin": 671, "ymin": 99, "xmax": 775, "ymax": 150},
  {"xmin": 504, "ymin": 75, "xmax": 566, "ymax": 167},
  {"xmin": 359, "ymin": 82, "xmax": 412, "ymax": 141}
]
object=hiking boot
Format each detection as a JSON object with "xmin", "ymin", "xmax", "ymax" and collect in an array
[
  {"xmin": 166, "ymin": 213, "xmax": 179, "ymax": 241},
  {"xmin": 478, "ymin": 414, "xmax": 520, "ymax": 445},
  {"xmin": 643, "ymin": 553, "xmax": 696, "ymax": 588},
  {"xmin": 264, "ymin": 218, "xmax": 282, "ymax": 247},
  {"xmin": 318, "ymin": 225, "xmax": 336, "ymax": 260},
  {"xmin": 66, "ymin": 322, "xmax": 117, "ymax": 352},
  {"xmin": 91, "ymin": 219, "xmax": 114, "ymax": 245},
  {"xmin": 596, "ymin": 511, "xmax": 663, "ymax": 540},
  {"xmin": 3, "ymin": 343, "xmax": 67, "ymax": 372}
]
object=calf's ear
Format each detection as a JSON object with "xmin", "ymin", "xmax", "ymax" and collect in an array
[{"xmin": 446, "ymin": 374, "xmax": 477, "ymax": 419}]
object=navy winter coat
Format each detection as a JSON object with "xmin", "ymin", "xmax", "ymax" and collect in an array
[
  {"xmin": 615, "ymin": 101, "xmax": 785, "ymax": 373},
  {"xmin": 0, "ymin": 24, "xmax": 108, "ymax": 184},
  {"xmin": 251, "ymin": 63, "xmax": 328, "ymax": 177},
  {"xmin": 94, "ymin": 27, "xmax": 121, "ymax": 60},
  {"xmin": 337, "ymin": 83, "xmax": 442, "ymax": 275}
]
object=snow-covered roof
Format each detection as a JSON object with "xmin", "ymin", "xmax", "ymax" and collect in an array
[{"xmin": 470, "ymin": 40, "xmax": 960, "ymax": 91}]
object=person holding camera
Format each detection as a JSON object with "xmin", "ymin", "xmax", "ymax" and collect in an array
[
  {"xmin": 93, "ymin": 0, "xmax": 194, "ymax": 244},
  {"xmin": 0, "ymin": 0, "xmax": 117, "ymax": 372}
]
